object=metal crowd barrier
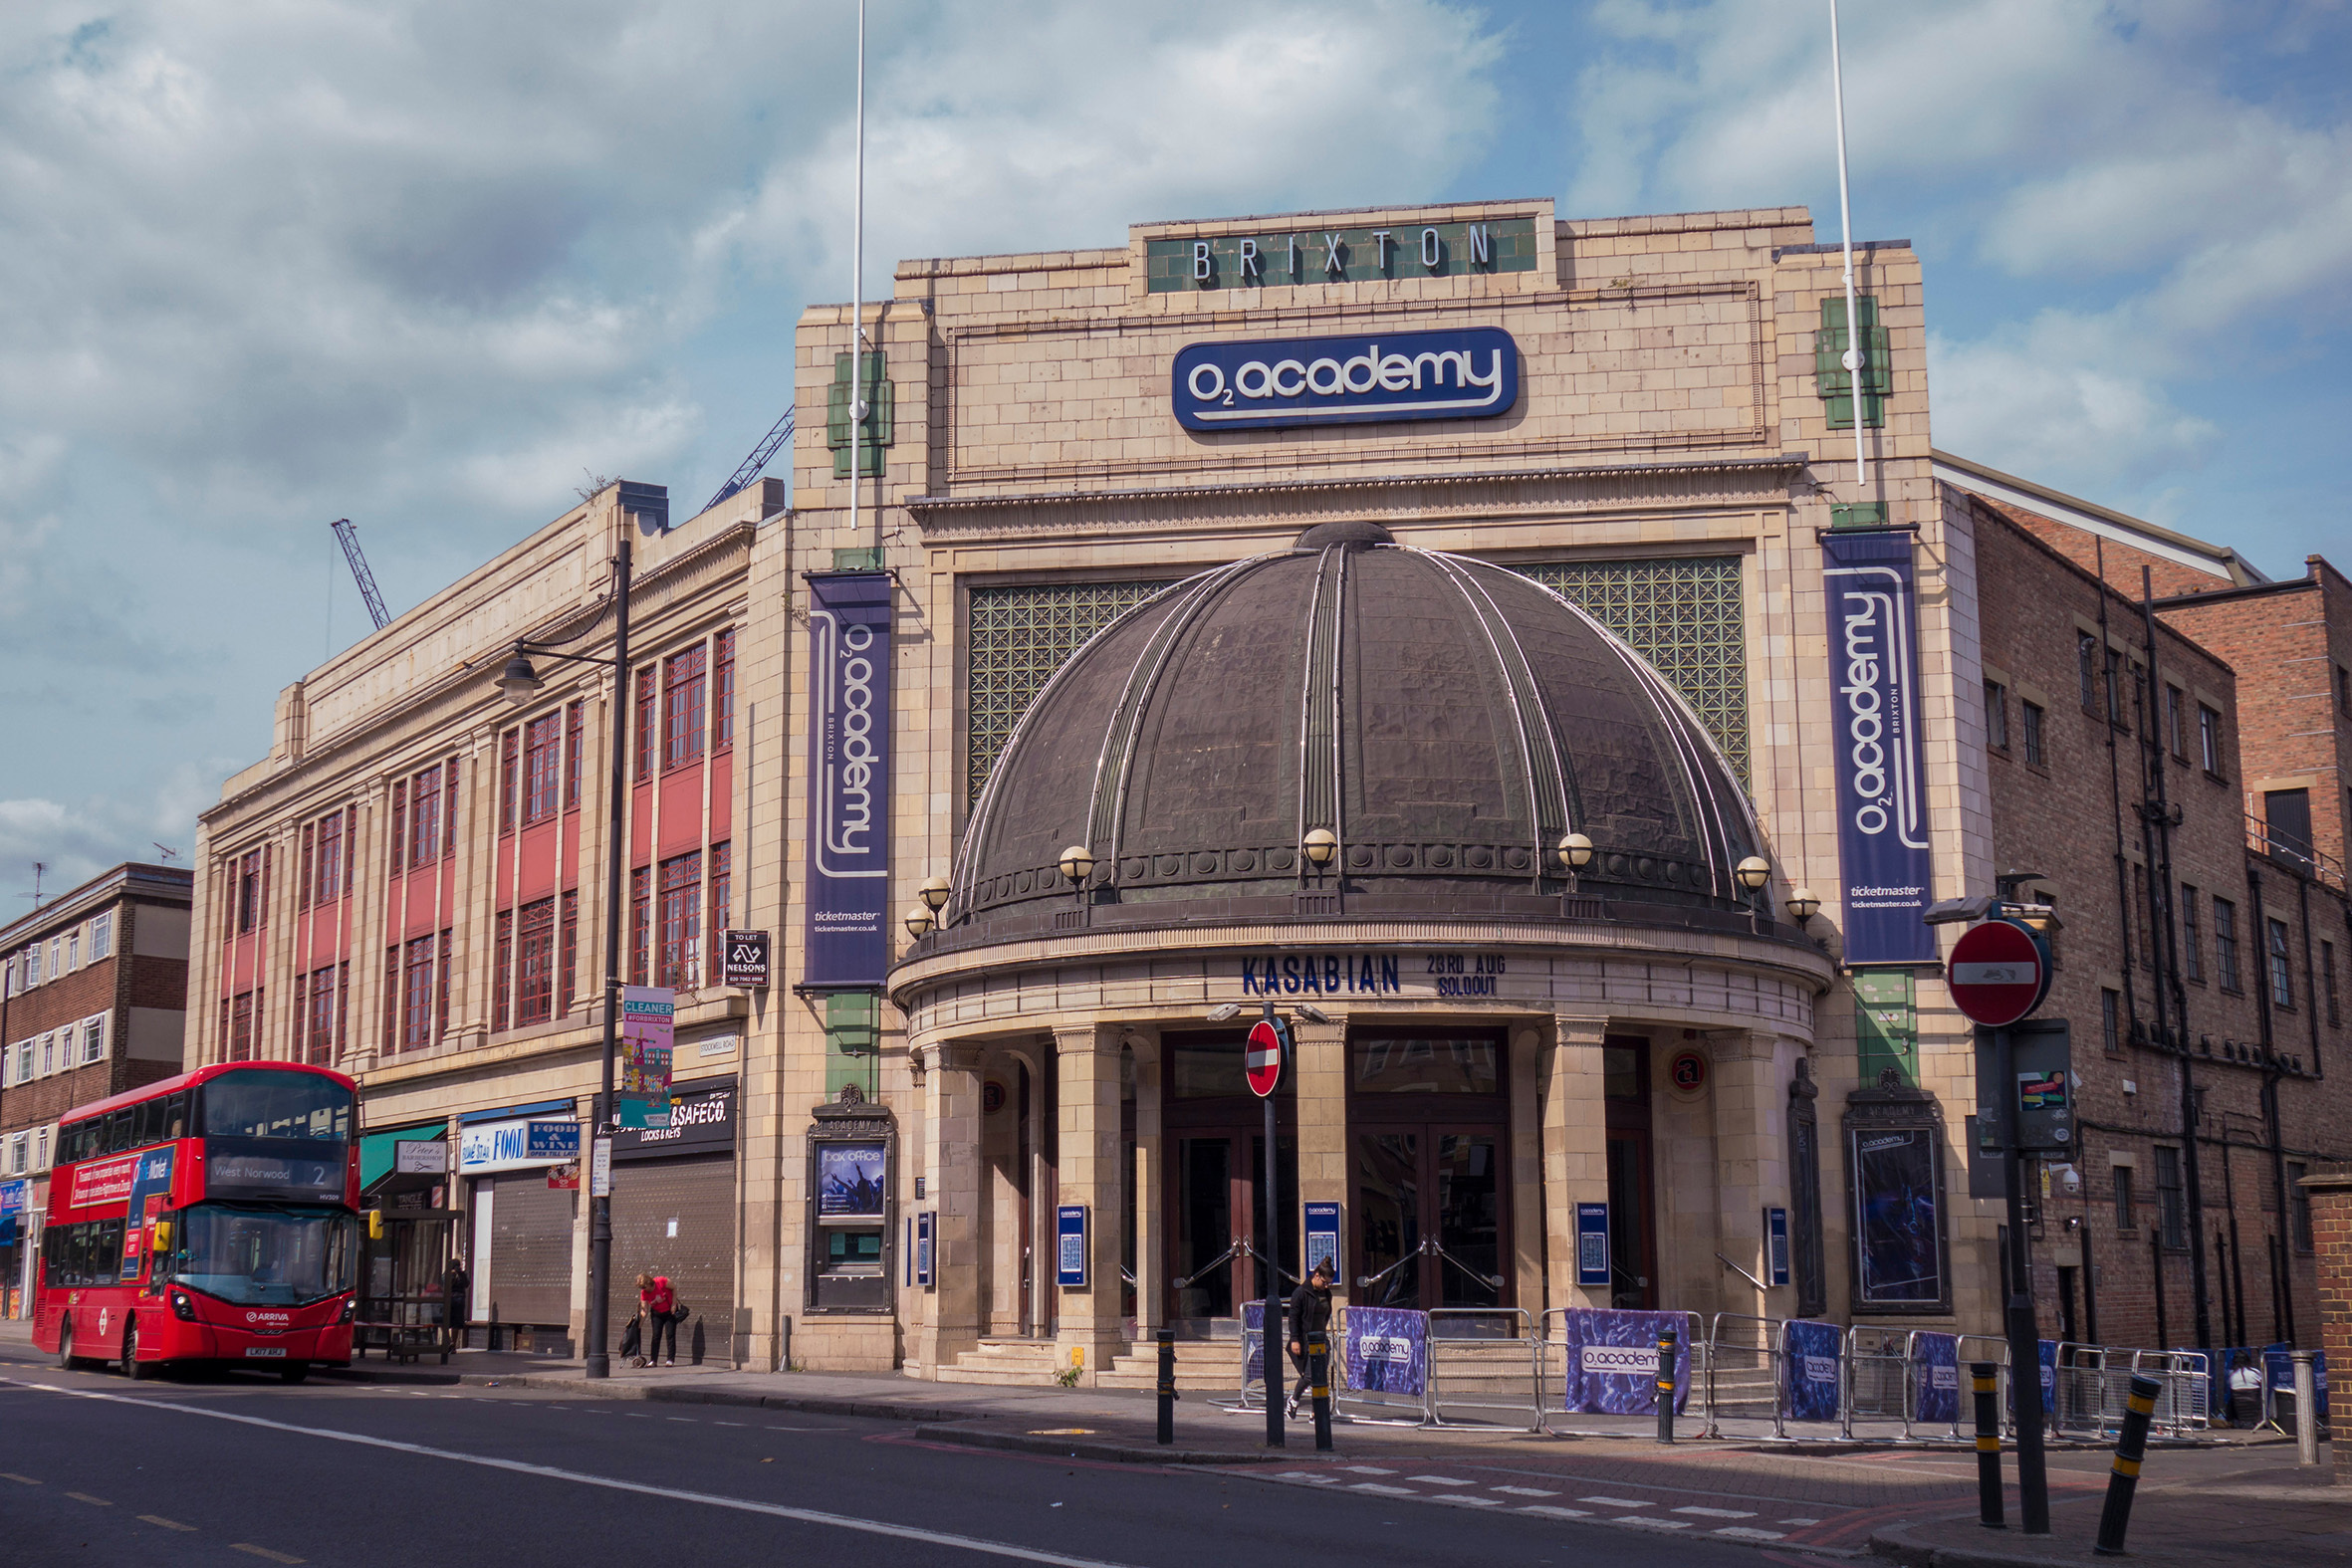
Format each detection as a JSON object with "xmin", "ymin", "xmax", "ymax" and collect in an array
[
  {"xmin": 1329, "ymin": 1304, "xmax": 1435, "ymax": 1426},
  {"xmin": 1842, "ymin": 1325, "xmax": 1912, "ymax": 1440},
  {"xmin": 1703, "ymin": 1313, "xmax": 1787, "ymax": 1439},
  {"xmin": 1539, "ymin": 1307, "xmax": 1705, "ymax": 1436},
  {"xmin": 1426, "ymin": 1308, "xmax": 1542, "ymax": 1431}
]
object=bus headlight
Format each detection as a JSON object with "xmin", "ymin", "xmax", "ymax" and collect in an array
[
  {"xmin": 168, "ymin": 1290, "xmax": 195, "ymax": 1322},
  {"xmin": 338, "ymin": 1297, "xmax": 355, "ymax": 1324}
]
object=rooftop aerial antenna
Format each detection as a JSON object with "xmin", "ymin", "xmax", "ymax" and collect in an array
[
  {"xmin": 1828, "ymin": 0, "xmax": 1869, "ymax": 498},
  {"xmin": 152, "ymin": 843, "xmax": 182, "ymax": 862},
  {"xmin": 331, "ymin": 518, "xmax": 391, "ymax": 630},
  {"xmin": 20, "ymin": 861, "xmax": 44, "ymax": 908}
]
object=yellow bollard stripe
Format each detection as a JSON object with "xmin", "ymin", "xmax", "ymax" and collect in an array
[
  {"xmin": 2112, "ymin": 1456, "xmax": 2142, "ymax": 1478},
  {"xmin": 2127, "ymin": 1395, "xmax": 2156, "ymax": 1416},
  {"xmin": 1976, "ymin": 1437, "xmax": 1999, "ymax": 1453}
]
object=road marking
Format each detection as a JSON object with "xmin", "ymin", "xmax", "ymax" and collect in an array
[
  {"xmin": 1519, "ymin": 1505, "xmax": 1592, "ymax": 1520},
  {"xmin": 1578, "ymin": 1496, "xmax": 1652, "ymax": 1508},
  {"xmin": 1491, "ymin": 1485, "xmax": 1556, "ymax": 1497},
  {"xmin": 1340, "ymin": 1465, "xmax": 1395, "ymax": 1474},
  {"xmin": 233, "ymin": 1546, "xmax": 305, "ymax": 1563},
  {"xmin": 1437, "ymin": 1496, "xmax": 1502, "ymax": 1507},
  {"xmin": 138, "ymin": 1515, "xmax": 197, "ymax": 1531},
  {"xmin": 1274, "ymin": 1471, "xmax": 1337, "ymax": 1482},
  {"xmin": 1713, "ymin": 1527, "xmax": 1786, "ymax": 1541},
  {"xmin": 1779, "ymin": 1516, "xmax": 1824, "ymax": 1525},
  {"xmin": 13, "ymin": 1380, "xmax": 1146, "ymax": 1568},
  {"xmin": 714, "ymin": 1421, "xmax": 746, "ymax": 1428},
  {"xmin": 1407, "ymin": 1475, "xmax": 1474, "ymax": 1486},
  {"xmin": 1349, "ymin": 1483, "xmax": 1417, "ymax": 1496},
  {"xmin": 1618, "ymin": 1518, "xmax": 1690, "ymax": 1531},
  {"xmin": 1, "ymin": 1472, "xmax": 40, "ymax": 1484},
  {"xmin": 1672, "ymin": 1505, "xmax": 1756, "ymax": 1519},
  {"xmin": 667, "ymin": 1417, "xmax": 698, "ymax": 1423},
  {"xmin": 67, "ymin": 1490, "xmax": 113, "ymax": 1505}
]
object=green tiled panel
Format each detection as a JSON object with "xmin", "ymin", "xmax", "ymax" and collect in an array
[
  {"xmin": 1146, "ymin": 217, "xmax": 1537, "ymax": 292},
  {"xmin": 1813, "ymin": 297, "xmax": 1889, "ymax": 430},
  {"xmin": 966, "ymin": 579, "xmax": 1175, "ymax": 803},
  {"xmin": 1514, "ymin": 558, "xmax": 1751, "ymax": 784},
  {"xmin": 826, "ymin": 350, "xmax": 894, "ymax": 475},
  {"xmin": 1853, "ymin": 968, "xmax": 1918, "ymax": 1086}
]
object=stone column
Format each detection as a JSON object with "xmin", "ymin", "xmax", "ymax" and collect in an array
[
  {"xmin": 1126, "ymin": 1027, "xmax": 1164, "ymax": 1339},
  {"xmin": 1293, "ymin": 1011, "xmax": 1349, "ymax": 1310},
  {"xmin": 916, "ymin": 1041, "xmax": 984, "ymax": 1376},
  {"xmin": 1053, "ymin": 1023, "xmax": 1124, "ymax": 1383},
  {"xmin": 1543, "ymin": 1015, "xmax": 1612, "ymax": 1312},
  {"xmin": 1708, "ymin": 1028, "xmax": 1795, "ymax": 1320},
  {"xmin": 1509, "ymin": 1023, "xmax": 1545, "ymax": 1315}
]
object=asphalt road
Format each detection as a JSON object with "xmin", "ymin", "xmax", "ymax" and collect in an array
[{"xmin": 0, "ymin": 1351, "xmax": 1772, "ymax": 1568}]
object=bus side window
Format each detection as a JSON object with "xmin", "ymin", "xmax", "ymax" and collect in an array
[
  {"xmin": 104, "ymin": 1110, "xmax": 130, "ymax": 1154},
  {"xmin": 164, "ymin": 1093, "xmax": 190, "ymax": 1141}
]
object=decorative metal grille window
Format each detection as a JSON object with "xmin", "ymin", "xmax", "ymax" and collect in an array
[
  {"xmin": 965, "ymin": 579, "xmax": 1173, "ymax": 802},
  {"xmin": 1516, "ymin": 557, "xmax": 1751, "ymax": 782}
]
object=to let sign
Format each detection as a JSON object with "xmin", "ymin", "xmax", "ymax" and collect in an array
[
  {"xmin": 1246, "ymin": 1017, "xmax": 1288, "ymax": 1098},
  {"xmin": 1949, "ymin": 918, "xmax": 2049, "ymax": 1028},
  {"xmin": 721, "ymin": 930, "xmax": 771, "ymax": 989}
]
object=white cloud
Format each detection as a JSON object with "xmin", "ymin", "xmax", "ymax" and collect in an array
[{"xmin": 1930, "ymin": 323, "xmax": 2220, "ymax": 490}]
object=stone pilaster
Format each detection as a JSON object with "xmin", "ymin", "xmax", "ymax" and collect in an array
[
  {"xmin": 916, "ymin": 1042, "xmax": 984, "ymax": 1375},
  {"xmin": 1509, "ymin": 1023, "xmax": 1545, "ymax": 1315},
  {"xmin": 1292, "ymin": 1011, "xmax": 1349, "ymax": 1309},
  {"xmin": 1708, "ymin": 1028, "xmax": 1796, "ymax": 1318},
  {"xmin": 1053, "ymin": 1023, "xmax": 1125, "ymax": 1382},
  {"xmin": 1125, "ymin": 1027, "xmax": 1164, "ymax": 1339},
  {"xmin": 1543, "ymin": 1015, "xmax": 1611, "ymax": 1311}
]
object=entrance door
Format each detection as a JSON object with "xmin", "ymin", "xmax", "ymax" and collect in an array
[
  {"xmin": 1162, "ymin": 1030, "xmax": 1296, "ymax": 1333},
  {"xmin": 1351, "ymin": 1128, "xmax": 1505, "ymax": 1311},
  {"xmin": 1603, "ymin": 1035, "xmax": 1658, "ymax": 1309}
]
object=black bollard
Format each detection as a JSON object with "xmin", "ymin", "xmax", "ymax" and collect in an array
[
  {"xmin": 1156, "ymin": 1329, "xmax": 1177, "ymax": 1447},
  {"xmin": 1972, "ymin": 1361, "xmax": 2003, "ymax": 1529},
  {"xmin": 1308, "ymin": 1329, "xmax": 1333, "ymax": 1453},
  {"xmin": 1656, "ymin": 1330, "xmax": 1679, "ymax": 1444},
  {"xmin": 2092, "ymin": 1374, "xmax": 2162, "ymax": 1556}
]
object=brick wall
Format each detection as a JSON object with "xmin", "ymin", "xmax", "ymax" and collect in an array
[{"xmin": 2306, "ymin": 1166, "xmax": 2352, "ymax": 1379}]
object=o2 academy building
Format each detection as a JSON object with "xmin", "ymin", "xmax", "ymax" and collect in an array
[{"xmin": 190, "ymin": 198, "xmax": 2080, "ymax": 1377}]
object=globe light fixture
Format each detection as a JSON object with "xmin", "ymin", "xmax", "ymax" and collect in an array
[
  {"xmin": 903, "ymin": 904, "xmax": 935, "ymax": 939},
  {"xmin": 1785, "ymin": 886, "xmax": 1820, "ymax": 923},
  {"xmin": 1734, "ymin": 854, "xmax": 1771, "ymax": 892},
  {"xmin": 1556, "ymin": 832, "xmax": 1594, "ymax": 872},
  {"xmin": 1058, "ymin": 844, "xmax": 1095, "ymax": 885},
  {"xmin": 917, "ymin": 875, "xmax": 951, "ymax": 912},
  {"xmin": 1302, "ymin": 828, "xmax": 1337, "ymax": 867}
]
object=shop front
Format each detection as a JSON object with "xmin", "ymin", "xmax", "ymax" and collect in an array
[
  {"xmin": 609, "ymin": 1076, "xmax": 738, "ymax": 1365},
  {"xmin": 355, "ymin": 1122, "xmax": 454, "ymax": 1358},
  {"xmin": 456, "ymin": 1100, "xmax": 582, "ymax": 1353},
  {"xmin": 0, "ymin": 1178, "xmax": 29, "ymax": 1319}
]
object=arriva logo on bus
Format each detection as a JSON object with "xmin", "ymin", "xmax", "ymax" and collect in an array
[{"xmin": 1172, "ymin": 327, "xmax": 1519, "ymax": 432}]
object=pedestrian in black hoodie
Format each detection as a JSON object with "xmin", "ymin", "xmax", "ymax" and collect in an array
[{"xmin": 1284, "ymin": 1257, "xmax": 1336, "ymax": 1419}]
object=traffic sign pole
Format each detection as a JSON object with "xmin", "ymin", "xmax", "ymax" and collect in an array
[
  {"xmin": 1253, "ymin": 1005, "xmax": 1286, "ymax": 1449},
  {"xmin": 1999, "ymin": 1024, "xmax": 2051, "ymax": 1534}
]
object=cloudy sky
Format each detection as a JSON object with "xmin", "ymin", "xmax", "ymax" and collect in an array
[{"xmin": 2, "ymin": 0, "xmax": 2346, "ymax": 895}]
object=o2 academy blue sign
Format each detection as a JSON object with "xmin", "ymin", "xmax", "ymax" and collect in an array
[{"xmin": 1173, "ymin": 327, "xmax": 1519, "ymax": 432}]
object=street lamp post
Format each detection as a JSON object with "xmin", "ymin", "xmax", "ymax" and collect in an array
[{"xmin": 499, "ymin": 534, "xmax": 632, "ymax": 1380}]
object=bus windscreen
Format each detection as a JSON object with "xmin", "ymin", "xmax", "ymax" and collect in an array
[
  {"xmin": 200, "ymin": 1071, "xmax": 354, "ymax": 1142},
  {"xmin": 165, "ymin": 1203, "xmax": 356, "ymax": 1307}
]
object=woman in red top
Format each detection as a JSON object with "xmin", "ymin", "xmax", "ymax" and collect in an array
[{"xmin": 636, "ymin": 1272, "xmax": 677, "ymax": 1366}]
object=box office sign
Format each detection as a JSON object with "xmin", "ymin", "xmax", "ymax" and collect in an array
[
  {"xmin": 804, "ymin": 572, "xmax": 893, "ymax": 988},
  {"xmin": 1820, "ymin": 530, "xmax": 1937, "ymax": 963},
  {"xmin": 1172, "ymin": 327, "xmax": 1519, "ymax": 432},
  {"xmin": 817, "ymin": 1142, "xmax": 886, "ymax": 1219}
]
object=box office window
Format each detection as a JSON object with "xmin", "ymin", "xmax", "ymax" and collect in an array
[{"xmin": 1352, "ymin": 1034, "xmax": 1502, "ymax": 1096}]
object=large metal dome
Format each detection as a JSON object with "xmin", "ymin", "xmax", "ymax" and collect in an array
[{"xmin": 939, "ymin": 522, "xmax": 1765, "ymax": 941}]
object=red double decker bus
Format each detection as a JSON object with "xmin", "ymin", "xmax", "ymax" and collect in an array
[{"xmin": 34, "ymin": 1062, "xmax": 360, "ymax": 1381}]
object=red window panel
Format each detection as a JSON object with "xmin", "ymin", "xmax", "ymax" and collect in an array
[
  {"xmin": 235, "ymin": 849, "xmax": 264, "ymax": 934},
  {"xmin": 492, "ymin": 910, "xmax": 515, "ymax": 1032},
  {"xmin": 713, "ymin": 628, "xmax": 736, "ymax": 750},
  {"xmin": 228, "ymin": 990, "xmax": 257, "ymax": 1061},
  {"xmin": 634, "ymin": 667, "xmax": 658, "ymax": 782},
  {"xmin": 517, "ymin": 897, "xmax": 557, "ymax": 1025},
  {"xmin": 217, "ymin": 997, "xmax": 228, "ymax": 1060},
  {"xmin": 402, "ymin": 936, "xmax": 435, "ymax": 1050},
  {"xmin": 316, "ymin": 809, "xmax": 347, "ymax": 903},
  {"xmin": 664, "ymin": 644, "xmax": 707, "ymax": 769},
  {"xmin": 382, "ymin": 944, "xmax": 400, "ymax": 1048},
  {"xmin": 558, "ymin": 891, "xmax": 579, "ymax": 1014},
  {"xmin": 500, "ymin": 729, "xmax": 521, "ymax": 835},
  {"xmin": 525, "ymin": 712, "xmax": 562, "ymax": 824},
  {"xmin": 304, "ymin": 965, "xmax": 337, "ymax": 1065},
  {"xmin": 389, "ymin": 782, "xmax": 408, "ymax": 875},
  {"xmin": 565, "ymin": 701, "xmax": 585, "ymax": 809},
  {"xmin": 261, "ymin": 844, "xmax": 272, "ymax": 925},
  {"xmin": 442, "ymin": 758, "xmax": 459, "ymax": 857},
  {"xmin": 708, "ymin": 840, "xmax": 732, "ymax": 949},
  {"xmin": 299, "ymin": 824, "xmax": 316, "ymax": 913},
  {"xmin": 410, "ymin": 765, "xmax": 442, "ymax": 869},
  {"xmin": 335, "ymin": 960, "xmax": 350, "ymax": 1059},
  {"xmin": 435, "ymin": 928, "xmax": 452, "ymax": 1038},
  {"xmin": 658, "ymin": 850, "xmax": 702, "ymax": 990},
  {"xmin": 629, "ymin": 867, "xmax": 651, "ymax": 986}
]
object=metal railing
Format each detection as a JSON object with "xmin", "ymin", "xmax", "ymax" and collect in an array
[
  {"xmin": 1426, "ymin": 1308, "xmax": 1542, "ymax": 1431},
  {"xmin": 1703, "ymin": 1313, "xmax": 1787, "ymax": 1438}
]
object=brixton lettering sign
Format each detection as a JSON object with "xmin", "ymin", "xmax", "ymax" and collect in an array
[{"xmin": 1172, "ymin": 327, "xmax": 1519, "ymax": 432}]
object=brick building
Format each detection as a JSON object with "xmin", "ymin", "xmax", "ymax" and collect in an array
[
  {"xmin": 175, "ymin": 194, "xmax": 2345, "ymax": 1384},
  {"xmin": 0, "ymin": 862, "xmax": 193, "ymax": 1315}
]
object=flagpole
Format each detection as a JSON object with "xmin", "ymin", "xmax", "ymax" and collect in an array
[
  {"xmin": 849, "ymin": 0, "xmax": 867, "ymax": 555},
  {"xmin": 1828, "ymin": 0, "xmax": 1869, "ymax": 497}
]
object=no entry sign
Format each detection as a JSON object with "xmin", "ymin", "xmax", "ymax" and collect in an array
[
  {"xmin": 1949, "ymin": 917, "xmax": 2049, "ymax": 1028},
  {"xmin": 1246, "ymin": 1017, "xmax": 1288, "ymax": 1098}
]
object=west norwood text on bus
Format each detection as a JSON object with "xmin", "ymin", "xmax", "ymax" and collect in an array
[{"xmin": 35, "ymin": 1061, "xmax": 360, "ymax": 1380}]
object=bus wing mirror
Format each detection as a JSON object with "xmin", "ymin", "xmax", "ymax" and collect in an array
[
  {"xmin": 367, "ymin": 1211, "xmax": 383, "ymax": 1240},
  {"xmin": 151, "ymin": 1221, "xmax": 171, "ymax": 1252}
]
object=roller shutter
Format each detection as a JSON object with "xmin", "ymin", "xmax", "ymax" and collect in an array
[
  {"xmin": 485, "ymin": 1175, "xmax": 575, "ymax": 1327},
  {"xmin": 612, "ymin": 1154, "xmax": 736, "ymax": 1363}
]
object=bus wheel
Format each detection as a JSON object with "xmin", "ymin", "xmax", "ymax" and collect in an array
[
  {"xmin": 279, "ymin": 1363, "xmax": 310, "ymax": 1385},
  {"xmin": 121, "ymin": 1321, "xmax": 145, "ymax": 1381},
  {"xmin": 54, "ymin": 1321, "xmax": 76, "ymax": 1370}
]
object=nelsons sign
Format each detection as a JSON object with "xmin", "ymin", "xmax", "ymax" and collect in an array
[{"xmin": 1172, "ymin": 328, "xmax": 1519, "ymax": 432}]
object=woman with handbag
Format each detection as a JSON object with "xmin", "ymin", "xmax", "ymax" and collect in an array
[{"xmin": 636, "ymin": 1272, "xmax": 680, "ymax": 1367}]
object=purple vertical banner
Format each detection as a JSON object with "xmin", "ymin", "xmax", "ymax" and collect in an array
[
  {"xmin": 1781, "ymin": 1319, "xmax": 1843, "ymax": 1423},
  {"xmin": 1558, "ymin": 1308, "xmax": 1692, "ymax": 1415},
  {"xmin": 1912, "ymin": 1331, "xmax": 1960, "ymax": 1424},
  {"xmin": 1820, "ymin": 530, "xmax": 1936, "ymax": 962},
  {"xmin": 804, "ymin": 571, "xmax": 893, "ymax": 987}
]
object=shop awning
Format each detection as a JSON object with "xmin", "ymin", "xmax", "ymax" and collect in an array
[{"xmin": 360, "ymin": 1125, "xmax": 448, "ymax": 1191}]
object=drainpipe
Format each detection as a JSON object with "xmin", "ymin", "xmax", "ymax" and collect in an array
[{"xmin": 2249, "ymin": 867, "xmax": 2296, "ymax": 1345}]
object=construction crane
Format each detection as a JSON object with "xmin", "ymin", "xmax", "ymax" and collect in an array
[
  {"xmin": 330, "ymin": 518, "xmax": 390, "ymax": 630},
  {"xmin": 704, "ymin": 407, "xmax": 795, "ymax": 514}
]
